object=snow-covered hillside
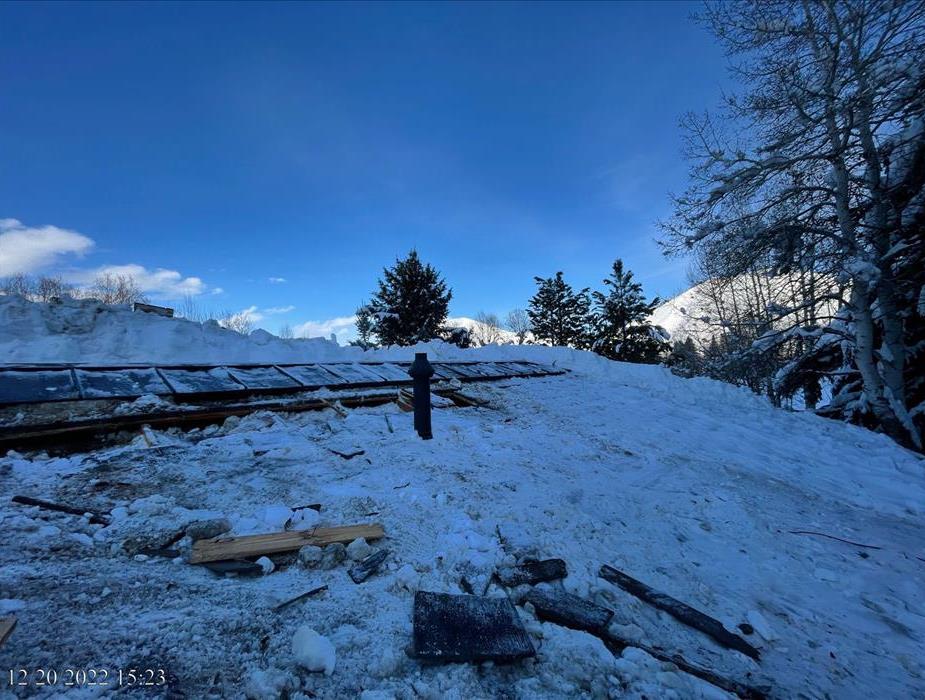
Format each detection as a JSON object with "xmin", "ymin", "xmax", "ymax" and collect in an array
[
  {"xmin": 650, "ymin": 274, "xmax": 840, "ymax": 345},
  {"xmin": 650, "ymin": 283, "xmax": 718, "ymax": 343},
  {"xmin": 1, "ymin": 296, "xmax": 924, "ymax": 699}
]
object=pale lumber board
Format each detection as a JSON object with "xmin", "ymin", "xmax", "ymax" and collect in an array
[
  {"xmin": 190, "ymin": 523, "xmax": 384, "ymax": 564},
  {"xmin": 0, "ymin": 616, "xmax": 16, "ymax": 648}
]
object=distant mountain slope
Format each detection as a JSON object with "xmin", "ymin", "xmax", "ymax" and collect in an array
[
  {"xmin": 649, "ymin": 283, "xmax": 719, "ymax": 343},
  {"xmin": 650, "ymin": 273, "xmax": 841, "ymax": 344}
]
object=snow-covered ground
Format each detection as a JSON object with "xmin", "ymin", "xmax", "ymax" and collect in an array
[{"xmin": 1, "ymin": 296, "xmax": 924, "ymax": 699}]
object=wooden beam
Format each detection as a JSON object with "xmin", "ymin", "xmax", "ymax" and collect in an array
[
  {"xmin": 599, "ymin": 564, "xmax": 760, "ymax": 660},
  {"xmin": 190, "ymin": 523, "xmax": 385, "ymax": 564},
  {"xmin": 0, "ymin": 393, "xmax": 398, "ymax": 453}
]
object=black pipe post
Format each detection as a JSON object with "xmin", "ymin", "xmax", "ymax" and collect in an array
[{"xmin": 408, "ymin": 352, "xmax": 434, "ymax": 439}]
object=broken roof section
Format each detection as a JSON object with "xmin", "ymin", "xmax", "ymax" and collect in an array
[{"xmin": 0, "ymin": 361, "xmax": 565, "ymax": 407}]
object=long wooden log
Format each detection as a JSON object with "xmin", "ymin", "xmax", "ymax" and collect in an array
[
  {"xmin": 603, "ymin": 634, "xmax": 768, "ymax": 700},
  {"xmin": 599, "ymin": 565, "xmax": 760, "ymax": 660},
  {"xmin": 190, "ymin": 523, "xmax": 385, "ymax": 564}
]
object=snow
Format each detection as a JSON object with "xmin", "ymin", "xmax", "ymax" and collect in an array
[
  {"xmin": 1, "ymin": 295, "xmax": 925, "ymax": 697},
  {"xmin": 292, "ymin": 626, "xmax": 337, "ymax": 676}
]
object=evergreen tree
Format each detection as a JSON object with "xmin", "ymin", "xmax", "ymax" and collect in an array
[
  {"xmin": 367, "ymin": 250, "xmax": 452, "ymax": 346},
  {"xmin": 527, "ymin": 272, "xmax": 591, "ymax": 347},
  {"xmin": 668, "ymin": 337, "xmax": 702, "ymax": 377},
  {"xmin": 590, "ymin": 260, "xmax": 667, "ymax": 363},
  {"xmin": 353, "ymin": 302, "xmax": 375, "ymax": 349}
]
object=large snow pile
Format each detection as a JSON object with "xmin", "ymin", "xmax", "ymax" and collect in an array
[
  {"xmin": 0, "ymin": 295, "xmax": 537, "ymax": 365},
  {"xmin": 1, "ymin": 340, "xmax": 923, "ymax": 698},
  {"xmin": 0, "ymin": 295, "xmax": 348, "ymax": 365}
]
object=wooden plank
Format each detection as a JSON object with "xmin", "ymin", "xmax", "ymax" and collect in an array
[
  {"xmin": 599, "ymin": 564, "xmax": 760, "ymax": 660},
  {"xmin": 0, "ymin": 616, "xmax": 16, "ymax": 648},
  {"xmin": 190, "ymin": 523, "xmax": 385, "ymax": 564},
  {"xmin": 132, "ymin": 302, "xmax": 174, "ymax": 317}
]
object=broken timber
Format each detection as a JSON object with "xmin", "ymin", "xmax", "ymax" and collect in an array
[
  {"xmin": 496, "ymin": 558, "xmax": 567, "ymax": 587},
  {"xmin": 604, "ymin": 634, "xmax": 768, "ymax": 700},
  {"xmin": 190, "ymin": 523, "xmax": 385, "ymax": 564},
  {"xmin": 521, "ymin": 586, "xmax": 767, "ymax": 700},
  {"xmin": 0, "ymin": 393, "xmax": 398, "ymax": 453},
  {"xmin": 273, "ymin": 584, "xmax": 328, "ymax": 612},
  {"xmin": 599, "ymin": 564, "xmax": 760, "ymax": 661},
  {"xmin": 11, "ymin": 495, "xmax": 111, "ymax": 525},
  {"xmin": 524, "ymin": 588, "xmax": 614, "ymax": 634},
  {"xmin": 412, "ymin": 591, "xmax": 535, "ymax": 663},
  {"xmin": 348, "ymin": 549, "xmax": 390, "ymax": 583},
  {"xmin": 0, "ymin": 616, "xmax": 16, "ymax": 648}
]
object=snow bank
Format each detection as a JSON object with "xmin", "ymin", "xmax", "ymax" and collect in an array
[{"xmin": 0, "ymin": 295, "xmax": 346, "ymax": 365}]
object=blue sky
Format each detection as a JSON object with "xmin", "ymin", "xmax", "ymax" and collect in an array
[{"xmin": 0, "ymin": 1, "xmax": 728, "ymax": 339}]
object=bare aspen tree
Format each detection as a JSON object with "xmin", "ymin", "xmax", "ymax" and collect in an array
[
  {"xmin": 505, "ymin": 308, "xmax": 531, "ymax": 344},
  {"xmin": 663, "ymin": 0, "xmax": 925, "ymax": 448}
]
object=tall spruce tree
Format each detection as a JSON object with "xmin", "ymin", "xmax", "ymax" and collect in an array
[
  {"xmin": 367, "ymin": 251, "xmax": 451, "ymax": 346},
  {"xmin": 591, "ymin": 259, "xmax": 667, "ymax": 363},
  {"xmin": 528, "ymin": 272, "xmax": 591, "ymax": 347}
]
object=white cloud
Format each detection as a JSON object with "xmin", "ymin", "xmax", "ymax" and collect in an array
[
  {"xmin": 268, "ymin": 277, "xmax": 287, "ymax": 284},
  {"xmin": 0, "ymin": 218, "xmax": 95, "ymax": 276},
  {"xmin": 293, "ymin": 315, "xmax": 357, "ymax": 341},
  {"xmin": 211, "ymin": 287, "xmax": 225, "ymax": 295},
  {"xmin": 68, "ymin": 263, "xmax": 207, "ymax": 299},
  {"xmin": 264, "ymin": 305, "xmax": 295, "ymax": 315},
  {"xmin": 236, "ymin": 305, "xmax": 265, "ymax": 323}
]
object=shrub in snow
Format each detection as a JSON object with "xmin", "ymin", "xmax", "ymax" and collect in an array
[{"xmin": 291, "ymin": 626, "xmax": 336, "ymax": 675}]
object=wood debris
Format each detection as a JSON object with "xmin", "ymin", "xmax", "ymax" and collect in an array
[
  {"xmin": 412, "ymin": 591, "xmax": 535, "ymax": 662},
  {"xmin": 11, "ymin": 495, "xmax": 111, "ymax": 525},
  {"xmin": 599, "ymin": 564, "xmax": 760, "ymax": 660},
  {"xmin": 496, "ymin": 558, "xmax": 567, "ymax": 587},
  {"xmin": 524, "ymin": 588, "xmax": 614, "ymax": 634},
  {"xmin": 190, "ymin": 523, "xmax": 385, "ymax": 564},
  {"xmin": 273, "ymin": 584, "xmax": 328, "ymax": 612},
  {"xmin": 603, "ymin": 634, "xmax": 768, "ymax": 700},
  {"xmin": 202, "ymin": 560, "xmax": 264, "ymax": 575},
  {"xmin": 328, "ymin": 448, "xmax": 365, "ymax": 460},
  {"xmin": 348, "ymin": 549, "xmax": 390, "ymax": 583},
  {"xmin": 0, "ymin": 616, "xmax": 16, "ymax": 648}
]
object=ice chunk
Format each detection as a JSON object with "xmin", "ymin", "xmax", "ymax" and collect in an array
[{"xmin": 292, "ymin": 626, "xmax": 336, "ymax": 675}]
